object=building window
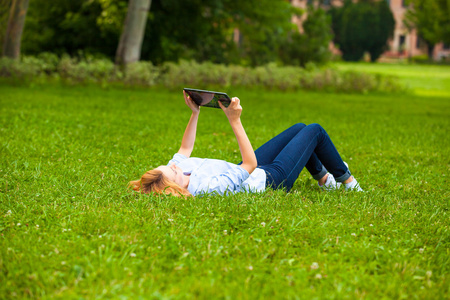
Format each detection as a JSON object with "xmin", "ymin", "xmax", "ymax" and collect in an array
[
  {"xmin": 444, "ymin": 43, "xmax": 450, "ymax": 50},
  {"xmin": 322, "ymin": 0, "xmax": 331, "ymax": 5},
  {"xmin": 307, "ymin": 0, "xmax": 313, "ymax": 4},
  {"xmin": 402, "ymin": 0, "xmax": 408, "ymax": 7}
]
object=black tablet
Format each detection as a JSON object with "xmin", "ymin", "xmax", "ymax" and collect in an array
[{"xmin": 183, "ymin": 88, "xmax": 231, "ymax": 109}]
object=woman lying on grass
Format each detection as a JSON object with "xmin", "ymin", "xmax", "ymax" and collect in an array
[{"xmin": 130, "ymin": 91, "xmax": 363, "ymax": 196}]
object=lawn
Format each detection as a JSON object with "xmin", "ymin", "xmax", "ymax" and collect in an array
[
  {"xmin": 335, "ymin": 62, "xmax": 450, "ymax": 98},
  {"xmin": 1, "ymin": 64, "xmax": 449, "ymax": 299}
]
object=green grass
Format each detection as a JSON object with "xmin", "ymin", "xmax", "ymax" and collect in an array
[
  {"xmin": 1, "ymin": 65, "xmax": 449, "ymax": 299},
  {"xmin": 335, "ymin": 62, "xmax": 450, "ymax": 97}
]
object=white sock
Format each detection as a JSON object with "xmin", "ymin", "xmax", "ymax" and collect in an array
[{"xmin": 319, "ymin": 173, "xmax": 341, "ymax": 190}]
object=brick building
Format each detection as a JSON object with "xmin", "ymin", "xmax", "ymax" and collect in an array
[{"xmin": 290, "ymin": 0, "xmax": 450, "ymax": 61}]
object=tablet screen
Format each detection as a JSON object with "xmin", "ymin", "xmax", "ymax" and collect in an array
[{"xmin": 183, "ymin": 88, "xmax": 231, "ymax": 109}]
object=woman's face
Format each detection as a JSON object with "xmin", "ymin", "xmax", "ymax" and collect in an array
[{"xmin": 156, "ymin": 164, "xmax": 184, "ymax": 187}]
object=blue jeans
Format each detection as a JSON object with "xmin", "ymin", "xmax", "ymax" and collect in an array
[{"xmin": 255, "ymin": 123, "xmax": 351, "ymax": 191}]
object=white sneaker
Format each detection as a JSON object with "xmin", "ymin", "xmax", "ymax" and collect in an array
[
  {"xmin": 344, "ymin": 178, "xmax": 364, "ymax": 192},
  {"xmin": 318, "ymin": 162, "xmax": 348, "ymax": 191},
  {"xmin": 343, "ymin": 163, "xmax": 364, "ymax": 192},
  {"xmin": 319, "ymin": 173, "xmax": 342, "ymax": 191}
]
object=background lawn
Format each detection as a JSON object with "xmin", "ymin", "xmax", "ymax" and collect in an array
[
  {"xmin": 335, "ymin": 62, "xmax": 450, "ymax": 98},
  {"xmin": 0, "ymin": 64, "xmax": 449, "ymax": 299}
]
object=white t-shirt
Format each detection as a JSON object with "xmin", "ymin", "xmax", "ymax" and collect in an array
[{"xmin": 168, "ymin": 153, "xmax": 266, "ymax": 196}]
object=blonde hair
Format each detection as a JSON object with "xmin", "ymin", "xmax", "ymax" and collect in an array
[{"xmin": 129, "ymin": 169, "xmax": 191, "ymax": 197}]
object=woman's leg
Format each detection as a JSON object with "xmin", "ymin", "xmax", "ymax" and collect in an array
[
  {"xmin": 254, "ymin": 123, "xmax": 327, "ymax": 180},
  {"xmin": 259, "ymin": 123, "xmax": 351, "ymax": 191}
]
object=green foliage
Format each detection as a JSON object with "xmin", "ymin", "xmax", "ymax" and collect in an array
[
  {"xmin": 0, "ymin": 73, "xmax": 449, "ymax": 298},
  {"xmin": 20, "ymin": 0, "xmax": 302, "ymax": 66},
  {"xmin": 0, "ymin": 56, "xmax": 43, "ymax": 79},
  {"xmin": 141, "ymin": 0, "xmax": 299, "ymax": 66},
  {"xmin": 411, "ymin": 54, "xmax": 433, "ymax": 64},
  {"xmin": 121, "ymin": 61, "xmax": 161, "ymax": 86},
  {"xmin": 299, "ymin": 68, "xmax": 400, "ymax": 94},
  {"xmin": 225, "ymin": 0, "xmax": 299, "ymax": 66},
  {"xmin": 160, "ymin": 60, "xmax": 231, "ymax": 88},
  {"xmin": 58, "ymin": 55, "xmax": 116, "ymax": 84},
  {"xmin": 0, "ymin": 56, "xmax": 404, "ymax": 93},
  {"xmin": 329, "ymin": 0, "xmax": 395, "ymax": 62},
  {"xmin": 330, "ymin": 1, "xmax": 364, "ymax": 61},
  {"xmin": 21, "ymin": 0, "xmax": 127, "ymax": 57},
  {"xmin": 279, "ymin": 6, "xmax": 332, "ymax": 67},
  {"xmin": 404, "ymin": 0, "xmax": 450, "ymax": 58},
  {"xmin": 365, "ymin": 1, "xmax": 396, "ymax": 62}
]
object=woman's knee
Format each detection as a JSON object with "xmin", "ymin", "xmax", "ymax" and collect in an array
[
  {"xmin": 292, "ymin": 123, "xmax": 306, "ymax": 132},
  {"xmin": 307, "ymin": 123, "xmax": 324, "ymax": 132}
]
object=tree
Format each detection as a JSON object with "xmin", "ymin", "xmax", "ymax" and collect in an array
[
  {"xmin": 227, "ymin": 0, "xmax": 298, "ymax": 66},
  {"xmin": 141, "ymin": 0, "xmax": 297, "ymax": 66},
  {"xmin": 279, "ymin": 6, "xmax": 333, "ymax": 67},
  {"xmin": 335, "ymin": 1, "xmax": 367, "ymax": 61},
  {"xmin": 329, "ymin": 0, "xmax": 395, "ymax": 62},
  {"xmin": 22, "ymin": 0, "xmax": 127, "ymax": 58},
  {"xmin": 115, "ymin": 0, "xmax": 151, "ymax": 66},
  {"xmin": 2, "ymin": 0, "xmax": 29, "ymax": 59},
  {"xmin": 364, "ymin": 0, "xmax": 395, "ymax": 62},
  {"xmin": 19, "ymin": 0, "xmax": 299, "ymax": 66},
  {"xmin": 0, "ymin": 0, "xmax": 13, "ymax": 52},
  {"xmin": 404, "ymin": 0, "xmax": 450, "ymax": 59}
]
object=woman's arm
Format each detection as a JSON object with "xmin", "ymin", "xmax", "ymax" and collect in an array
[
  {"xmin": 177, "ymin": 91, "xmax": 200, "ymax": 158},
  {"xmin": 219, "ymin": 98, "xmax": 257, "ymax": 174}
]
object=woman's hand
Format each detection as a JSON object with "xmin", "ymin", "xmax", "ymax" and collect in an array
[
  {"xmin": 219, "ymin": 97, "xmax": 242, "ymax": 122},
  {"xmin": 178, "ymin": 91, "xmax": 200, "ymax": 158},
  {"xmin": 183, "ymin": 90, "xmax": 200, "ymax": 114}
]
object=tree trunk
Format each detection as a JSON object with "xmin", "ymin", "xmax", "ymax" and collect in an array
[
  {"xmin": 115, "ymin": 0, "xmax": 152, "ymax": 66},
  {"xmin": 2, "ymin": 0, "xmax": 29, "ymax": 59},
  {"xmin": 427, "ymin": 43, "xmax": 435, "ymax": 61}
]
